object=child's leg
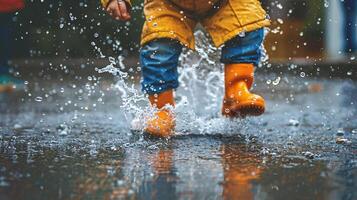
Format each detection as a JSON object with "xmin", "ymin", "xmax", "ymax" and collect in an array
[
  {"xmin": 140, "ymin": 38, "xmax": 182, "ymax": 96},
  {"xmin": 140, "ymin": 38, "xmax": 183, "ymax": 137},
  {"xmin": 220, "ymin": 28, "xmax": 265, "ymax": 118},
  {"xmin": 221, "ymin": 28, "xmax": 264, "ymax": 66}
]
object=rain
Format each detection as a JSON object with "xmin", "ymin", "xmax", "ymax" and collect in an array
[{"xmin": 0, "ymin": 0, "xmax": 356, "ymax": 199}]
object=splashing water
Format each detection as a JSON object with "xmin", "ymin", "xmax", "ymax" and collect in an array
[
  {"xmin": 96, "ymin": 55, "xmax": 150, "ymax": 129},
  {"xmin": 97, "ymin": 30, "xmax": 270, "ymax": 136}
]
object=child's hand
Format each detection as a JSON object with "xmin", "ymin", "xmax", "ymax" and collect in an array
[{"xmin": 106, "ymin": 0, "xmax": 131, "ymax": 21}]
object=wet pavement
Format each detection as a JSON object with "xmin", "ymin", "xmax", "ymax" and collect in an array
[{"xmin": 0, "ymin": 63, "xmax": 357, "ymax": 200}]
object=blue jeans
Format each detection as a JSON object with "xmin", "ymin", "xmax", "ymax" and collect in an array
[{"xmin": 140, "ymin": 28, "xmax": 265, "ymax": 94}]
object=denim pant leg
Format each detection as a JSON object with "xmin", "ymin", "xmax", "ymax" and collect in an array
[
  {"xmin": 0, "ymin": 13, "xmax": 14, "ymax": 74},
  {"xmin": 140, "ymin": 39, "xmax": 182, "ymax": 95},
  {"xmin": 221, "ymin": 28, "xmax": 265, "ymax": 66}
]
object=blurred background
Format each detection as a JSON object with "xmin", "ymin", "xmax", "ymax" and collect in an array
[{"xmin": 2, "ymin": 0, "xmax": 356, "ymax": 61}]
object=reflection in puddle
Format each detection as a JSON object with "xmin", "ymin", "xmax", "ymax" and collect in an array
[
  {"xmin": 221, "ymin": 142, "xmax": 263, "ymax": 200},
  {"xmin": 1, "ymin": 135, "xmax": 355, "ymax": 199}
]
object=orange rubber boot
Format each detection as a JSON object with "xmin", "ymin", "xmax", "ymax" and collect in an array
[
  {"xmin": 145, "ymin": 90, "xmax": 175, "ymax": 137},
  {"xmin": 222, "ymin": 63, "xmax": 265, "ymax": 118}
]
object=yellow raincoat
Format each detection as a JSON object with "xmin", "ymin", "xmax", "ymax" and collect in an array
[{"xmin": 101, "ymin": 0, "xmax": 270, "ymax": 49}]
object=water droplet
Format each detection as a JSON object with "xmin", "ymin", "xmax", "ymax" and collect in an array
[
  {"xmin": 324, "ymin": 0, "xmax": 329, "ymax": 8},
  {"xmin": 57, "ymin": 124, "xmax": 69, "ymax": 136},
  {"xmin": 14, "ymin": 124, "xmax": 22, "ymax": 130},
  {"xmin": 302, "ymin": 151, "xmax": 314, "ymax": 159},
  {"xmin": 35, "ymin": 96, "xmax": 43, "ymax": 102},
  {"xmin": 336, "ymin": 128, "xmax": 344, "ymax": 136},
  {"xmin": 272, "ymin": 77, "xmax": 281, "ymax": 85},
  {"xmin": 288, "ymin": 119, "xmax": 299, "ymax": 126},
  {"xmin": 277, "ymin": 18, "xmax": 284, "ymax": 24},
  {"xmin": 238, "ymin": 31, "xmax": 246, "ymax": 37}
]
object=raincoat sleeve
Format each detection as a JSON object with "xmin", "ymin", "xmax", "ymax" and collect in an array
[{"xmin": 101, "ymin": 0, "xmax": 132, "ymax": 8}]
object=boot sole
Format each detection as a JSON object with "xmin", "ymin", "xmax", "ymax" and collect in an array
[
  {"xmin": 237, "ymin": 104, "xmax": 265, "ymax": 117},
  {"xmin": 222, "ymin": 101, "xmax": 265, "ymax": 118}
]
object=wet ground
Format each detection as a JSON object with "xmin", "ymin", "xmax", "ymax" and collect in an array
[{"xmin": 0, "ymin": 63, "xmax": 356, "ymax": 200}]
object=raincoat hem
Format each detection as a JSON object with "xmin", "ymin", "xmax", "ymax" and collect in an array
[
  {"xmin": 141, "ymin": 31, "xmax": 195, "ymax": 50},
  {"xmin": 213, "ymin": 18, "xmax": 270, "ymax": 47}
]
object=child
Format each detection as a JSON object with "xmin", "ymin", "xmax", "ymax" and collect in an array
[{"xmin": 101, "ymin": 0, "xmax": 270, "ymax": 137}]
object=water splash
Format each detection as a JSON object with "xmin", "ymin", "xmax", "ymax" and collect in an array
[
  {"xmin": 96, "ymin": 55, "xmax": 148, "ymax": 125},
  {"xmin": 97, "ymin": 30, "xmax": 270, "ymax": 135}
]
